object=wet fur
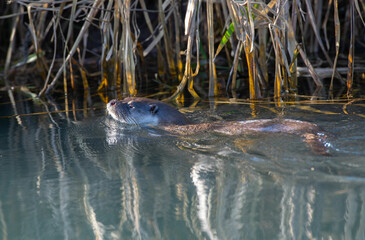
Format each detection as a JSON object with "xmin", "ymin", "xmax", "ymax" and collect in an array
[{"xmin": 107, "ymin": 98, "xmax": 330, "ymax": 155}]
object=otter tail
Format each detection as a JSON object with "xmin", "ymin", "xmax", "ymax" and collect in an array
[{"xmin": 301, "ymin": 132, "xmax": 332, "ymax": 156}]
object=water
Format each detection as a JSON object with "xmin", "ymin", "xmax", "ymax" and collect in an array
[{"xmin": 1, "ymin": 94, "xmax": 365, "ymax": 240}]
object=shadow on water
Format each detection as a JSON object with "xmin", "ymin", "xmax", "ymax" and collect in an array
[{"xmin": 1, "ymin": 93, "xmax": 365, "ymax": 239}]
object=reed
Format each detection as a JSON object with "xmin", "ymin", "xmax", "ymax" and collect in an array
[{"xmin": 1, "ymin": 0, "xmax": 364, "ymax": 100}]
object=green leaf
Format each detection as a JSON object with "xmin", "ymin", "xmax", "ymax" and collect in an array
[{"xmin": 214, "ymin": 22, "xmax": 235, "ymax": 59}]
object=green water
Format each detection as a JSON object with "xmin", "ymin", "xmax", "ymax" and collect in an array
[{"xmin": 0, "ymin": 94, "xmax": 365, "ymax": 240}]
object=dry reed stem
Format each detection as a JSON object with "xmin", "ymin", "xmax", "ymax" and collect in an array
[
  {"xmin": 227, "ymin": 40, "xmax": 242, "ymax": 94},
  {"xmin": 244, "ymin": 35, "xmax": 256, "ymax": 99},
  {"xmin": 207, "ymin": 0, "xmax": 217, "ymax": 97},
  {"xmin": 258, "ymin": 27, "xmax": 268, "ymax": 86},
  {"xmin": 120, "ymin": 0, "xmax": 137, "ymax": 95},
  {"xmin": 169, "ymin": 0, "xmax": 199, "ymax": 100},
  {"xmin": 347, "ymin": 0, "xmax": 355, "ymax": 97},
  {"xmin": 4, "ymin": 4, "xmax": 19, "ymax": 81},
  {"xmin": 172, "ymin": 0, "xmax": 183, "ymax": 82},
  {"xmin": 113, "ymin": 0, "xmax": 120, "ymax": 92},
  {"xmin": 330, "ymin": 0, "xmax": 340, "ymax": 91},
  {"xmin": 169, "ymin": 24, "xmax": 194, "ymax": 100}
]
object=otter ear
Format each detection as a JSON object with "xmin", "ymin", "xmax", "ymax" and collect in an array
[{"xmin": 149, "ymin": 104, "xmax": 159, "ymax": 114}]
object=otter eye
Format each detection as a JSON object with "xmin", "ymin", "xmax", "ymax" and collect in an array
[{"xmin": 149, "ymin": 104, "xmax": 158, "ymax": 114}]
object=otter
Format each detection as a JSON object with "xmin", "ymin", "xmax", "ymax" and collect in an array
[{"xmin": 107, "ymin": 97, "xmax": 330, "ymax": 154}]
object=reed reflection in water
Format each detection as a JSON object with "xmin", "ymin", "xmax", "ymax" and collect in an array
[{"xmin": 0, "ymin": 101, "xmax": 365, "ymax": 239}]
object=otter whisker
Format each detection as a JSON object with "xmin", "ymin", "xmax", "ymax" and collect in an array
[
  {"xmin": 122, "ymin": 112, "xmax": 139, "ymax": 126},
  {"xmin": 128, "ymin": 116, "xmax": 139, "ymax": 126}
]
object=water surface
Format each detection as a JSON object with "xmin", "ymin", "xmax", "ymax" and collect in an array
[{"xmin": 1, "ymin": 95, "xmax": 365, "ymax": 240}]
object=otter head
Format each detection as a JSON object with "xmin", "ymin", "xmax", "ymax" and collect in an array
[{"xmin": 107, "ymin": 97, "xmax": 190, "ymax": 126}]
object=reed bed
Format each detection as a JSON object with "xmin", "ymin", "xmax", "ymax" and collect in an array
[{"xmin": 1, "ymin": 0, "xmax": 365, "ymax": 101}]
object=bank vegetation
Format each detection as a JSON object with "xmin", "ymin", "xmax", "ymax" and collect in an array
[{"xmin": 1, "ymin": 0, "xmax": 365, "ymax": 102}]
